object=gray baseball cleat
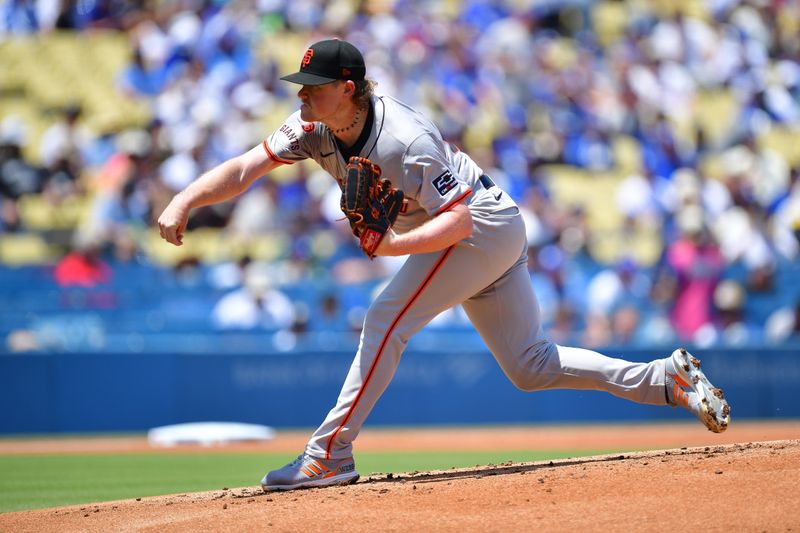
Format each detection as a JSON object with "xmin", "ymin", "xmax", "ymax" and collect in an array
[
  {"xmin": 261, "ymin": 453, "xmax": 359, "ymax": 491},
  {"xmin": 665, "ymin": 347, "xmax": 731, "ymax": 433}
]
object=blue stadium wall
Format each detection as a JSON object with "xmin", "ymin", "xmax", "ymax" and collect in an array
[{"xmin": 1, "ymin": 348, "xmax": 798, "ymax": 434}]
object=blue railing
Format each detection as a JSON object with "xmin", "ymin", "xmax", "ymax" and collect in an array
[{"xmin": 1, "ymin": 348, "xmax": 798, "ymax": 434}]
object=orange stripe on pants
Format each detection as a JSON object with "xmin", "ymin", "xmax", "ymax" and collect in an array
[{"xmin": 324, "ymin": 246, "xmax": 455, "ymax": 459}]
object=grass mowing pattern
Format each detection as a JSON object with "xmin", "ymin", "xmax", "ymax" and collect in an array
[{"xmin": 0, "ymin": 449, "xmax": 606, "ymax": 512}]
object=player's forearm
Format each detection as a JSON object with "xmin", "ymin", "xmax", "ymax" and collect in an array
[
  {"xmin": 174, "ymin": 145, "xmax": 279, "ymax": 209},
  {"xmin": 380, "ymin": 203, "xmax": 473, "ymax": 256},
  {"xmin": 176, "ymin": 158, "xmax": 253, "ymax": 209},
  {"xmin": 158, "ymin": 145, "xmax": 279, "ymax": 246},
  {"xmin": 157, "ymin": 159, "xmax": 251, "ymax": 247}
]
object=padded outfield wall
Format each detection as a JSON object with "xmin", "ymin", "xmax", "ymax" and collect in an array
[{"xmin": 1, "ymin": 348, "xmax": 798, "ymax": 434}]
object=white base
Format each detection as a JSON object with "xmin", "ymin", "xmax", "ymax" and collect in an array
[{"xmin": 147, "ymin": 422, "xmax": 276, "ymax": 447}]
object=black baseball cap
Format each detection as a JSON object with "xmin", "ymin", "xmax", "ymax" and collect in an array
[{"xmin": 280, "ymin": 39, "xmax": 366, "ymax": 86}]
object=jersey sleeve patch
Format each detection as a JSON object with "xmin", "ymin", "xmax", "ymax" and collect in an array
[{"xmin": 432, "ymin": 171, "xmax": 458, "ymax": 196}]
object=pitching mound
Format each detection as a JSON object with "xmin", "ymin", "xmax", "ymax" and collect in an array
[{"xmin": 2, "ymin": 438, "xmax": 798, "ymax": 532}]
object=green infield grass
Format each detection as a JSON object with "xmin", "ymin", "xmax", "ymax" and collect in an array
[{"xmin": 0, "ymin": 449, "xmax": 607, "ymax": 513}]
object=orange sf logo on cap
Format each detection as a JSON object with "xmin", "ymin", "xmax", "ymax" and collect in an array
[{"xmin": 301, "ymin": 48, "xmax": 314, "ymax": 68}]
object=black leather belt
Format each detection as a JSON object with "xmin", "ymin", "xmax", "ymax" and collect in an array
[{"xmin": 478, "ymin": 174, "xmax": 496, "ymax": 189}]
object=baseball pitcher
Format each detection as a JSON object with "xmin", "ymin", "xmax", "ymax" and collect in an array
[{"xmin": 157, "ymin": 39, "xmax": 731, "ymax": 491}]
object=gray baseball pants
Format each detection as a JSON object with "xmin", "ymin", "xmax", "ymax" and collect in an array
[{"xmin": 306, "ymin": 205, "xmax": 668, "ymax": 460}]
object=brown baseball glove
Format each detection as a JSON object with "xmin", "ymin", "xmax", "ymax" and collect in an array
[{"xmin": 340, "ymin": 156, "xmax": 404, "ymax": 259}]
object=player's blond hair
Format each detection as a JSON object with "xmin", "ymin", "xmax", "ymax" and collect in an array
[{"xmin": 353, "ymin": 79, "xmax": 376, "ymax": 109}]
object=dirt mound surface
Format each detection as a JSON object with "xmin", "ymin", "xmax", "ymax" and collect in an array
[{"xmin": 2, "ymin": 439, "xmax": 798, "ymax": 532}]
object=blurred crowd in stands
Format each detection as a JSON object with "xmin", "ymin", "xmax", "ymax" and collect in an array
[{"xmin": 2, "ymin": 0, "xmax": 800, "ymax": 353}]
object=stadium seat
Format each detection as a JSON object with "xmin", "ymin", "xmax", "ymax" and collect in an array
[{"xmin": 0, "ymin": 234, "xmax": 59, "ymax": 265}]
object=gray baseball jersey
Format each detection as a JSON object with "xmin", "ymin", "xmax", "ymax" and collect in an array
[{"xmin": 263, "ymin": 95, "xmax": 669, "ymax": 460}]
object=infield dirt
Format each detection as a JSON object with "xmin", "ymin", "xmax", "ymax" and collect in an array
[{"xmin": 1, "ymin": 421, "xmax": 798, "ymax": 532}]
